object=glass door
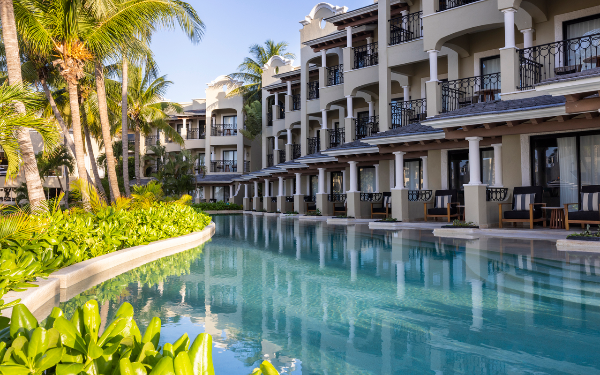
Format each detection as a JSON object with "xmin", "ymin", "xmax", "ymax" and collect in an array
[
  {"xmin": 331, "ymin": 172, "xmax": 343, "ymax": 194},
  {"xmin": 310, "ymin": 175, "xmax": 318, "ymax": 196},
  {"xmin": 358, "ymin": 167, "xmax": 375, "ymax": 193},
  {"xmin": 404, "ymin": 160, "xmax": 422, "ymax": 190},
  {"xmin": 223, "ymin": 116, "xmax": 237, "ymax": 135},
  {"xmin": 222, "ymin": 150, "xmax": 237, "ymax": 172}
]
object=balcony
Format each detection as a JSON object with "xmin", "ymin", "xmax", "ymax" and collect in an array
[
  {"xmin": 354, "ymin": 43, "xmax": 378, "ymax": 69},
  {"xmin": 438, "ymin": 0, "xmax": 482, "ymax": 12},
  {"xmin": 145, "ymin": 135, "xmax": 158, "ymax": 146},
  {"xmin": 187, "ymin": 127, "xmax": 205, "ymax": 139},
  {"xmin": 210, "ymin": 160, "xmax": 238, "ymax": 173},
  {"xmin": 243, "ymin": 161, "xmax": 251, "ymax": 173},
  {"xmin": 389, "ymin": 11, "xmax": 422, "ymax": 45},
  {"xmin": 307, "ymin": 137, "xmax": 320, "ymax": 154},
  {"xmin": 292, "ymin": 144, "xmax": 301, "ymax": 160},
  {"xmin": 279, "ymin": 149, "xmax": 286, "ymax": 163},
  {"xmin": 292, "ymin": 94, "xmax": 301, "ymax": 111},
  {"xmin": 267, "ymin": 111, "xmax": 273, "ymax": 126},
  {"xmin": 441, "ymin": 73, "xmax": 501, "ymax": 113},
  {"xmin": 279, "ymin": 105, "xmax": 285, "ymax": 119},
  {"xmin": 267, "ymin": 154, "xmax": 274, "ymax": 167},
  {"xmin": 519, "ymin": 33, "xmax": 600, "ymax": 90},
  {"xmin": 308, "ymin": 81, "xmax": 320, "ymax": 100},
  {"xmin": 327, "ymin": 128, "xmax": 345, "ymax": 148},
  {"xmin": 211, "ymin": 124, "xmax": 238, "ymax": 136},
  {"xmin": 391, "ymin": 99, "xmax": 427, "ymax": 128},
  {"xmin": 327, "ymin": 65, "xmax": 344, "ymax": 86},
  {"xmin": 355, "ymin": 116, "xmax": 379, "ymax": 140}
]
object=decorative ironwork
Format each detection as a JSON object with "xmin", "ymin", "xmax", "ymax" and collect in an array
[
  {"xmin": 326, "ymin": 64, "xmax": 344, "ymax": 86},
  {"xmin": 271, "ymin": 197, "xmax": 277, "ymax": 203},
  {"xmin": 292, "ymin": 94, "xmax": 301, "ymax": 111},
  {"xmin": 360, "ymin": 193, "xmax": 383, "ymax": 202},
  {"xmin": 408, "ymin": 190, "xmax": 433, "ymax": 202},
  {"xmin": 243, "ymin": 161, "xmax": 251, "ymax": 173},
  {"xmin": 292, "ymin": 144, "xmax": 301, "ymax": 160},
  {"xmin": 328, "ymin": 128, "xmax": 345, "ymax": 148},
  {"xmin": 307, "ymin": 137, "xmax": 320, "ymax": 154},
  {"xmin": 328, "ymin": 193, "xmax": 347, "ymax": 202},
  {"xmin": 438, "ymin": 0, "xmax": 482, "ymax": 12},
  {"xmin": 354, "ymin": 42, "xmax": 378, "ymax": 69},
  {"xmin": 391, "ymin": 99, "xmax": 427, "ymax": 128},
  {"xmin": 440, "ymin": 73, "xmax": 501, "ymax": 113},
  {"xmin": 279, "ymin": 101, "xmax": 285, "ymax": 119},
  {"xmin": 211, "ymin": 124, "xmax": 238, "ymax": 136},
  {"xmin": 519, "ymin": 33, "xmax": 600, "ymax": 90},
  {"xmin": 278, "ymin": 149, "xmax": 286, "ymax": 163},
  {"xmin": 209, "ymin": 199, "xmax": 217, "ymax": 203},
  {"xmin": 210, "ymin": 160, "xmax": 238, "ymax": 172},
  {"xmin": 267, "ymin": 154, "xmax": 274, "ymax": 167},
  {"xmin": 308, "ymin": 81, "xmax": 320, "ymax": 100},
  {"xmin": 355, "ymin": 116, "xmax": 379, "ymax": 140},
  {"xmin": 486, "ymin": 187, "xmax": 509, "ymax": 202},
  {"xmin": 304, "ymin": 195, "xmax": 316, "ymax": 203},
  {"xmin": 267, "ymin": 111, "xmax": 273, "ymax": 126},
  {"xmin": 145, "ymin": 135, "xmax": 158, "ymax": 146},
  {"xmin": 389, "ymin": 11, "xmax": 422, "ymax": 45},
  {"xmin": 285, "ymin": 196, "xmax": 294, "ymax": 203},
  {"xmin": 186, "ymin": 127, "xmax": 206, "ymax": 139}
]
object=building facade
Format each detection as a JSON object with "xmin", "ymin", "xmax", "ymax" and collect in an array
[{"xmin": 234, "ymin": 0, "xmax": 600, "ymax": 226}]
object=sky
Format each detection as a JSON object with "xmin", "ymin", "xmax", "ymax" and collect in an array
[{"xmin": 149, "ymin": 0, "xmax": 368, "ymax": 103}]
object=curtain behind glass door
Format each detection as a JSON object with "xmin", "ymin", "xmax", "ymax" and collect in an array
[
  {"xmin": 481, "ymin": 150, "xmax": 495, "ymax": 186},
  {"xmin": 404, "ymin": 160, "xmax": 421, "ymax": 190},
  {"xmin": 331, "ymin": 172, "xmax": 343, "ymax": 194},
  {"xmin": 359, "ymin": 167, "xmax": 375, "ymax": 193},
  {"xmin": 557, "ymin": 137, "xmax": 578, "ymax": 206},
  {"xmin": 581, "ymin": 134, "xmax": 600, "ymax": 186}
]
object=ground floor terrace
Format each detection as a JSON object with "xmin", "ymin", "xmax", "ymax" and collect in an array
[{"xmin": 55, "ymin": 214, "xmax": 600, "ymax": 374}]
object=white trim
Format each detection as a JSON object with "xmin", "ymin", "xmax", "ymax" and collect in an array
[
  {"xmin": 363, "ymin": 132, "xmax": 445, "ymax": 145},
  {"xmin": 424, "ymin": 105, "xmax": 568, "ymax": 128},
  {"xmin": 301, "ymin": 156, "xmax": 338, "ymax": 164},
  {"xmin": 536, "ymin": 77, "xmax": 600, "ymax": 97},
  {"xmin": 421, "ymin": 0, "xmax": 489, "ymax": 18},
  {"xmin": 324, "ymin": 146, "xmax": 380, "ymax": 157},
  {"xmin": 301, "ymin": 2, "xmax": 347, "ymax": 26}
]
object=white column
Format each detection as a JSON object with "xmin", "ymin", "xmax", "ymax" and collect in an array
[
  {"xmin": 428, "ymin": 50, "xmax": 439, "ymax": 81},
  {"xmin": 264, "ymin": 179, "xmax": 269, "ymax": 197},
  {"xmin": 229, "ymin": 185, "xmax": 233, "ymax": 197},
  {"xmin": 244, "ymin": 184, "xmax": 249, "ymax": 199},
  {"xmin": 368, "ymin": 101, "xmax": 374, "ymax": 117},
  {"xmin": 274, "ymin": 137, "xmax": 279, "ymax": 151},
  {"xmin": 318, "ymin": 168, "xmax": 326, "ymax": 194},
  {"xmin": 346, "ymin": 96, "xmax": 354, "ymax": 118},
  {"xmin": 342, "ymin": 170, "xmax": 347, "ymax": 192},
  {"xmin": 374, "ymin": 164, "xmax": 380, "ymax": 193},
  {"xmin": 393, "ymin": 151, "xmax": 405, "ymax": 189},
  {"xmin": 421, "ymin": 156, "xmax": 428, "ymax": 190},
  {"xmin": 521, "ymin": 28, "xmax": 534, "ymax": 49},
  {"xmin": 467, "ymin": 137, "xmax": 483, "ymax": 185},
  {"xmin": 278, "ymin": 177, "xmax": 284, "ymax": 197},
  {"xmin": 493, "ymin": 143, "xmax": 503, "ymax": 187},
  {"xmin": 403, "ymin": 85, "xmax": 410, "ymax": 102},
  {"xmin": 181, "ymin": 118, "xmax": 187, "ymax": 139},
  {"xmin": 254, "ymin": 181, "xmax": 259, "ymax": 198},
  {"xmin": 286, "ymin": 128, "xmax": 292, "ymax": 145},
  {"xmin": 287, "ymin": 81, "xmax": 292, "ymax": 96},
  {"xmin": 274, "ymin": 91, "xmax": 279, "ymax": 104},
  {"xmin": 321, "ymin": 110, "xmax": 328, "ymax": 130},
  {"xmin": 321, "ymin": 49, "xmax": 327, "ymax": 67},
  {"xmin": 348, "ymin": 161, "xmax": 358, "ymax": 192},
  {"xmin": 346, "ymin": 26, "xmax": 352, "ymax": 48},
  {"xmin": 295, "ymin": 173, "xmax": 302, "ymax": 195},
  {"xmin": 502, "ymin": 8, "xmax": 517, "ymax": 49}
]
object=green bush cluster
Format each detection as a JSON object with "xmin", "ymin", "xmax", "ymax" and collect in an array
[
  {"xmin": 0, "ymin": 299, "xmax": 280, "ymax": 375},
  {"xmin": 191, "ymin": 202, "xmax": 242, "ymax": 211}
]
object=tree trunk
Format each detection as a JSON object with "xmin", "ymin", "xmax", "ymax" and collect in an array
[
  {"xmin": 121, "ymin": 58, "xmax": 131, "ymax": 196},
  {"xmin": 135, "ymin": 127, "xmax": 141, "ymax": 182},
  {"xmin": 82, "ymin": 111, "xmax": 107, "ymax": 198},
  {"xmin": 66, "ymin": 79, "xmax": 90, "ymax": 209},
  {"xmin": 0, "ymin": 0, "xmax": 46, "ymax": 210},
  {"xmin": 94, "ymin": 62, "xmax": 121, "ymax": 202}
]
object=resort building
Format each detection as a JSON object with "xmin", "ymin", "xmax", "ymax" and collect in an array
[{"xmin": 235, "ymin": 0, "xmax": 600, "ymax": 228}]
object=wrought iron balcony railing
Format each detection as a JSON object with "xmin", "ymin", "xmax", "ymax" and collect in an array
[
  {"xmin": 391, "ymin": 98, "xmax": 427, "ymax": 128},
  {"xmin": 438, "ymin": 0, "xmax": 482, "ymax": 12},
  {"xmin": 328, "ymin": 128, "xmax": 345, "ymax": 148},
  {"xmin": 278, "ymin": 149, "xmax": 286, "ymax": 163},
  {"xmin": 518, "ymin": 33, "xmax": 600, "ymax": 90},
  {"xmin": 267, "ymin": 154, "xmax": 274, "ymax": 167},
  {"xmin": 326, "ymin": 64, "xmax": 344, "ymax": 86},
  {"xmin": 328, "ymin": 193, "xmax": 346, "ymax": 202},
  {"xmin": 267, "ymin": 111, "xmax": 273, "ymax": 126},
  {"xmin": 389, "ymin": 11, "xmax": 423, "ymax": 45},
  {"xmin": 307, "ymin": 136, "xmax": 320, "ymax": 154},
  {"xmin": 360, "ymin": 193, "xmax": 383, "ymax": 202},
  {"xmin": 354, "ymin": 42, "xmax": 378, "ymax": 69},
  {"xmin": 292, "ymin": 94, "xmax": 301, "ymax": 111},
  {"xmin": 486, "ymin": 187, "xmax": 508, "ymax": 202},
  {"xmin": 408, "ymin": 190, "xmax": 432, "ymax": 202},
  {"xmin": 186, "ymin": 127, "xmax": 206, "ymax": 139},
  {"xmin": 145, "ymin": 135, "xmax": 158, "ymax": 146},
  {"xmin": 285, "ymin": 196, "xmax": 294, "ymax": 203},
  {"xmin": 279, "ymin": 102, "xmax": 285, "ymax": 119},
  {"xmin": 211, "ymin": 124, "xmax": 238, "ymax": 136},
  {"xmin": 292, "ymin": 144, "xmax": 301, "ymax": 160},
  {"xmin": 210, "ymin": 160, "xmax": 238, "ymax": 172},
  {"xmin": 440, "ymin": 73, "xmax": 501, "ymax": 113},
  {"xmin": 304, "ymin": 195, "xmax": 316, "ymax": 203},
  {"xmin": 308, "ymin": 81, "xmax": 320, "ymax": 100},
  {"xmin": 243, "ymin": 161, "xmax": 251, "ymax": 173},
  {"xmin": 355, "ymin": 116, "xmax": 379, "ymax": 140}
]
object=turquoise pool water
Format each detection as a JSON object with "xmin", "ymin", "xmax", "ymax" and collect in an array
[{"xmin": 60, "ymin": 215, "xmax": 600, "ymax": 374}]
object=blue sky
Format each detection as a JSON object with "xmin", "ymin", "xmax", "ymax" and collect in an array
[{"xmin": 150, "ymin": 0, "xmax": 367, "ymax": 102}]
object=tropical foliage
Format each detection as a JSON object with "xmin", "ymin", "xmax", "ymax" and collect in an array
[
  {"xmin": 146, "ymin": 145, "xmax": 197, "ymax": 196},
  {"xmin": 239, "ymin": 100, "xmax": 262, "ymax": 140},
  {"xmin": 192, "ymin": 202, "xmax": 242, "ymax": 211}
]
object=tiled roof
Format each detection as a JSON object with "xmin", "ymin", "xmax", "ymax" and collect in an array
[
  {"xmin": 422, "ymin": 95, "xmax": 566, "ymax": 122},
  {"xmin": 362, "ymin": 123, "xmax": 443, "ymax": 140},
  {"xmin": 537, "ymin": 67, "xmax": 600, "ymax": 86},
  {"xmin": 295, "ymin": 151, "xmax": 328, "ymax": 161},
  {"xmin": 195, "ymin": 174, "xmax": 241, "ymax": 183}
]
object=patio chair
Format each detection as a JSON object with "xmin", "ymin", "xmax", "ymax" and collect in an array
[
  {"xmin": 371, "ymin": 192, "xmax": 392, "ymax": 219},
  {"xmin": 424, "ymin": 189, "xmax": 459, "ymax": 222},
  {"xmin": 306, "ymin": 197, "xmax": 317, "ymax": 214},
  {"xmin": 564, "ymin": 185, "xmax": 600, "ymax": 230},
  {"xmin": 332, "ymin": 198, "xmax": 347, "ymax": 216},
  {"xmin": 499, "ymin": 186, "xmax": 546, "ymax": 229}
]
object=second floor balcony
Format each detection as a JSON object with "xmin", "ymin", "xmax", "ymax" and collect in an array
[
  {"xmin": 308, "ymin": 81, "xmax": 320, "ymax": 100},
  {"xmin": 354, "ymin": 43, "xmax": 378, "ymax": 69},
  {"xmin": 389, "ymin": 11, "xmax": 423, "ymax": 46},
  {"xmin": 438, "ymin": 0, "xmax": 482, "ymax": 12},
  {"xmin": 145, "ymin": 135, "xmax": 158, "ymax": 146},
  {"xmin": 292, "ymin": 144, "xmax": 301, "ymax": 160},
  {"xmin": 211, "ymin": 124, "xmax": 238, "ymax": 137},
  {"xmin": 391, "ymin": 98, "xmax": 427, "ymax": 128},
  {"xmin": 267, "ymin": 154, "xmax": 274, "ymax": 167},
  {"xmin": 210, "ymin": 160, "xmax": 238, "ymax": 173},
  {"xmin": 187, "ymin": 127, "xmax": 206, "ymax": 140},
  {"xmin": 279, "ymin": 149, "xmax": 286, "ymax": 163},
  {"xmin": 355, "ymin": 116, "xmax": 379, "ymax": 140},
  {"xmin": 441, "ymin": 73, "xmax": 501, "ymax": 113},
  {"xmin": 327, "ymin": 65, "xmax": 344, "ymax": 86},
  {"xmin": 307, "ymin": 136, "xmax": 320, "ymax": 154},
  {"xmin": 292, "ymin": 94, "xmax": 301, "ymax": 111},
  {"xmin": 328, "ymin": 128, "xmax": 345, "ymax": 148}
]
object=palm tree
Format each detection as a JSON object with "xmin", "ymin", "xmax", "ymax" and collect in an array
[
  {"xmin": 227, "ymin": 40, "xmax": 296, "ymax": 102},
  {"xmin": 0, "ymin": 0, "xmax": 50, "ymax": 209},
  {"xmin": 126, "ymin": 62, "xmax": 184, "ymax": 180},
  {"xmin": 35, "ymin": 144, "xmax": 74, "ymax": 204}
]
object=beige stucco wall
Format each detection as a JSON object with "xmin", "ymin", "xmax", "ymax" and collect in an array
[{"xmin": 502, "ymin": 134, "xmax": 522, "ymax": 189}]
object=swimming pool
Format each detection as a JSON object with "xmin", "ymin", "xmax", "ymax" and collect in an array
[{"xmin": 59, "ymin": 215, "xmax": 600, "ymax": 374}]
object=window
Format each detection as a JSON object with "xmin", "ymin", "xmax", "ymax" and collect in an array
[
  {"xmin": 448, "ymin": 148, "xmax": 495, "ymax": 192},
  {"xmin": 331, "ymin": 172, "xmax": 343, "ymax": 194},
  {"xmin": 223, "ymin": 150, "xmax": 237, "ymax": 161},
  {"xmin": 404, "ymin": 159, "xmax": 422, "ymax": 190},
  {"xmin": 358, "ymin": 167, "xmax": 375, "ymax": 193},
  {"xmin": 481, "ymin": 55, "xmax": 500, "ymax": 75},
  {"xmin": 198, "ymin": 153, "xmax": 205, "ymax": 166},
  {"xmin": 481, "ymin": 150, "xmax": 495, "ymax": 186},
  {"xmin": 564, "ymin": 14, "xmax": 600, "ymax": 40},
  {"xmin": 310, "ymin": 175, "xmax": 318, "ymax": 196}
]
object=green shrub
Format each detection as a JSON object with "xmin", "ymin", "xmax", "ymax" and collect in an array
[
  {"xmin": 306, "ymin": 209, "xmax": 321, "ymax": 216},
  {"xmin": 567, "ymin": 224, "xmax": 600, "ymax": 238},
  {"xmin": 191, "ymin": 202, "xmax": 242, "ymax": 211},
  {"xmin": 0, "ymin": 299, "xmax": 281, "ymax": 375}
]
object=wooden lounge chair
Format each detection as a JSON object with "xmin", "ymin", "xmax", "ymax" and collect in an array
[
  {"xmin": 564, "ymin": 185, "xmax": 600, "ymax": 230},
  {"xmin": 306, "ymin": 196, "xmax": 317, "ymax": 214},
  {"xmin": 371, "ymin": 192, "xmax": 391, "ymax": 219},
  {"xmin": 332, "ymin": 198, "xmax": 347, "ymax": 216},
  {"xmin": 499, "ymin": 186, "xmax": 546, "ymax": 229},
  {"xmin": 424, "ymin": 189, "xmax": 460, "ymax": 222}
]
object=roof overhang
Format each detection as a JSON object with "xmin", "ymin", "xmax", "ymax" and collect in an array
[
  {"xmin": 324, "ymin": 0, "xmax": 408, "ymax": 30},
  {"xmin": 363, "ymin": 131, "xmax": 445, "ymax": 145},
  {"xmin": 304, "ymin": 25, "xmax": 376, "ymax": 52},
  {"xmin": 323, "ymin": 146, "xmax": 379, "ymax": 157}
]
